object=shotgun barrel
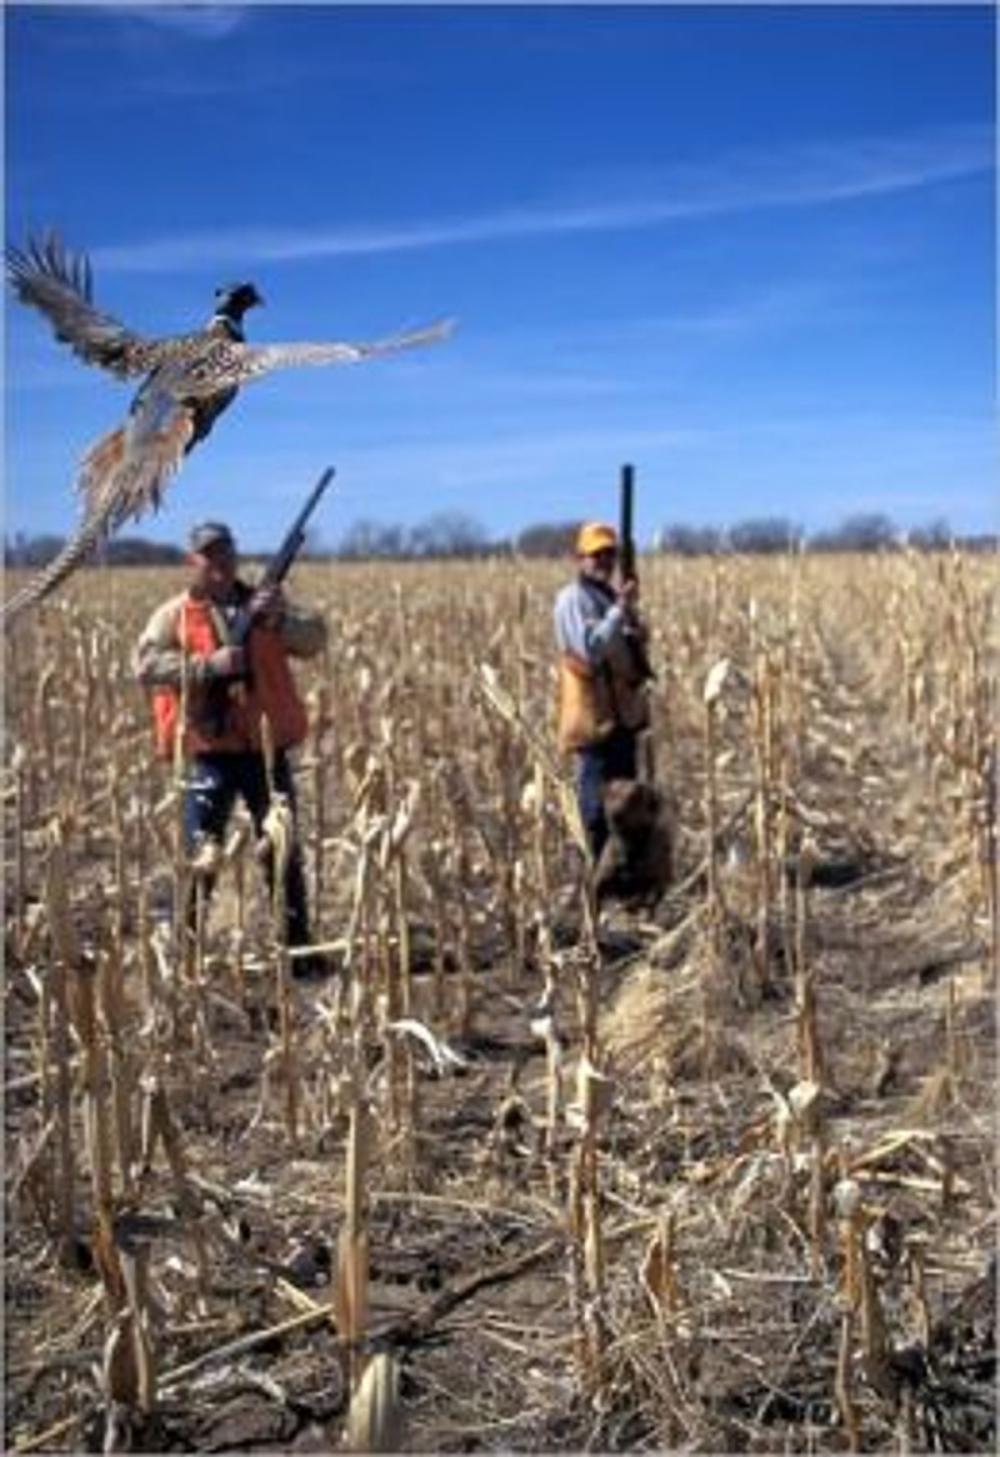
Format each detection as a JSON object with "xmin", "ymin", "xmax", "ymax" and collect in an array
[
  {"xmin": 620, "ymin": 462, "xmax": 636, "ymax": 583},
  {"xmin": 617, "ymin": 461, "xmax": 654, "ymax": 682}
]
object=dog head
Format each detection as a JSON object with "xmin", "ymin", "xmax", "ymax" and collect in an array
[{"xmin": 603, "ymin": 778, "xmax": 663, "ymax": 837}]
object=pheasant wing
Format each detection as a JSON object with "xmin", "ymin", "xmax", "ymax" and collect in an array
[
  {"xmin": 178, "ymin": 317, "xmax": 456, "ymax": 393},
  {"xmin": 6, "ymin": 232, "xmax": 171, "ymax": 380}
]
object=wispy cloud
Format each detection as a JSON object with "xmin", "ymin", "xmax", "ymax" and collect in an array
[
  {"xmin": 91, "ymin": 123, "xmax": 992, "ymax": 274},
  {"xmin": 105, "ymin": 4, "xmax": 250, "ymax": 41},
  {"xmin": 608, "ymin": 280, "xmax": 857, "ymax": 341}
]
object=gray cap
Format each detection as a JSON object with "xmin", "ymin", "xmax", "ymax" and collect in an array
[{"xmin": 189, "ymin": 521, "xmax": 235, "ymax": 553}]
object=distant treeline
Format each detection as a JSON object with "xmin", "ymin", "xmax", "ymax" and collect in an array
[
  {"xmin": 4, "ymin": 511, "xmax": 996, "ymax": 568},
  {"xmin": 507, "ymin": 514, "xmax": 997, "ymax": 557},
  {"xmin": 4, "ymin": 534, "xmax": 187, "ymax": 568}
]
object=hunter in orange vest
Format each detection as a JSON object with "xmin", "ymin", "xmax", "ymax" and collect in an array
[
  {"xmin": 134, "ymin": 520, "xmax": 328, "ymax": 975},
  {"xmin": 554, "ymin": 521, "xmax": 652, "ymax": 858}
]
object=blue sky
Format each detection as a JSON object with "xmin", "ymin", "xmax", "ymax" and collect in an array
[{"xmin": 4, "ymin": 2, "xmax": 996, "ymax": 550}]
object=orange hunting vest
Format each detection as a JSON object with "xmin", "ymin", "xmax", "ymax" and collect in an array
[{"xmin": 152, "ymin": 594, "xmax": 309, "ymax": 758}]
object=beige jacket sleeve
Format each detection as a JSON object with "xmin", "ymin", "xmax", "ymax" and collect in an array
[
  {"xmin": 133, "ymin": 594, "xmax": 215, "ymax": 689},
  {"xmin": 280, "ymin": 600, "xmax": 328, "ymax": 659}
]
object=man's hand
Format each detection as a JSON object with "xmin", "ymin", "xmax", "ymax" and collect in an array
[
  {"xmin": 618, "ymin": 577, "xmax": 640, "ymax": 611},
  {"xmin": 249, "ymin": 584, "xmax": 286, "ymax": 627},
  {"xmin": 206, "ymin": 646, "xmax": 247, "ymax": 679}
]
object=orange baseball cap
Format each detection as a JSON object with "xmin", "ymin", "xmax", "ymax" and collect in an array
[{"xmin": 576, "ymin": 521, "xmax": 618, "ymax": 556}]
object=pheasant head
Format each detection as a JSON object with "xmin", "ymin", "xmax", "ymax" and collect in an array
[{"xmin": 212, "ymin": 281, "xmax": 263, "ymax": 324}]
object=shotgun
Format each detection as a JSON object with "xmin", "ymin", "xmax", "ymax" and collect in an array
[
  {"xmin": 618, "ymin": 462, "xmax": 655, "ymax": 682},
  {"xmin": 251, "ymin": 464, "xmax": 336, "ymax": 601}
]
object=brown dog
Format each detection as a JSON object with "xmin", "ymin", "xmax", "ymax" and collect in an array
[{"xmin": 594, "ymin": 778, "xmax": 673, "ymax": 910}]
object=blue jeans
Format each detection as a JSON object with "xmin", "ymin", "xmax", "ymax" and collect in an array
[
  {"xmin": 576, "ymin": 728, "xmax": 638, "ymax": 860},
  {"xmin": 184, "ymin": 750, "xmax": 310, "ymax": 947}
]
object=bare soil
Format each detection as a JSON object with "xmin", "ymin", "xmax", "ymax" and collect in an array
[{"xmin": 5, "ymin": 832, "xmax": 995, "ymax": 1453}]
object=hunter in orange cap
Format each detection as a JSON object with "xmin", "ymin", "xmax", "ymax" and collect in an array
[{"xmin": 554, "ymin": 516, "xmax": 652, "ymax": 858}]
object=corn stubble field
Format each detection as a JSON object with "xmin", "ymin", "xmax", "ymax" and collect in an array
[{"xmin": 3, "ymin": 550, "xmax": 997, "ymax": 1455}]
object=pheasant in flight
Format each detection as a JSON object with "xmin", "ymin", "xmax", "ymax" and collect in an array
[{"xmin": 4, "ymin": 232, "xmax": 453, "ymax": 625}]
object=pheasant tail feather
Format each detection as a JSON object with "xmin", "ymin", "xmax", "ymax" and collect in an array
[
  {"xmin": 2, "ymin": 510, "xmax": 112, "ymax": 630},
  {"xmin": 4, "ymin": 411, "xmax": 194, "ymax": 630},
  {"xmin": 77, "ymin": 426, "xmax": 127, "ymax": 510},
  {"xmin": 78, "ymin": 409, "xmax": 192, "ymax": 524}
]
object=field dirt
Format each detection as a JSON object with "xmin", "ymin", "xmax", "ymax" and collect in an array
[{"xmin": 3, "ymin": 555, "xmax": 996, "ymax": 1453}]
